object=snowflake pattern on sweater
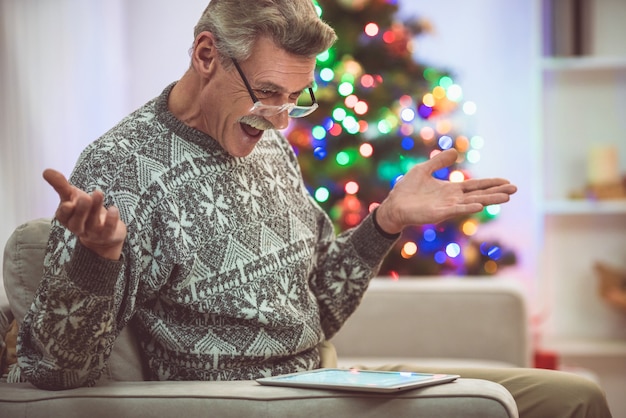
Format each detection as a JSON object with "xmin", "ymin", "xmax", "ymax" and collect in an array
[{"xmin": 17, "ymin": 83, "xmax": 396, "ymax": 389}]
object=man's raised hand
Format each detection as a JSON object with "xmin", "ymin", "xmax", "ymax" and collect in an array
[
  {"xmin": 374, "ymin": 149, "xmax": 518, "ymax": 235},
  {"xmin": 43, "ymin": 169, "xmax": 127, "ymax": 260}
]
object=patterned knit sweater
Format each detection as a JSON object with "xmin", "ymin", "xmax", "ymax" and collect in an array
[{"xmin": 17, "ymin": 83, "xmax": 397, "ymax": 389}]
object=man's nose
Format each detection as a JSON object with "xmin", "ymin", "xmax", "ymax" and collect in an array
[{"xmin": 268, "ymin": 110, "xmax": 290, "ymax": 130}]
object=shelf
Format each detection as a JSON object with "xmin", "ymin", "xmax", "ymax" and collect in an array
[
  {"xmin": 542, "ymin": 56, "xmax": 626, "ymax": 72},
  {"xmin": 543, "ymin": 199, "xmax": 626, "ymax": 215},
  {"xmin": 540, "ymin": 337, "xmax": 626, "ymax": 357}
]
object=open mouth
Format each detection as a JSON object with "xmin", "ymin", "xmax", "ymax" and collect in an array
[{"xmin": 240, "ymin": 122, "xmax": 264, "ymax": 140}]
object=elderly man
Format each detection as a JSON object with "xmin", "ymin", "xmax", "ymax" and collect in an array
[{"xmin": 17, "ymin": 1, "xmax": 610, "ymax": 417}]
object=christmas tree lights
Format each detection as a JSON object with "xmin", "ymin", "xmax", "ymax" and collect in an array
[{"xmin": 287, "ymin": 0, "xmax": 516, "ymax": 277}]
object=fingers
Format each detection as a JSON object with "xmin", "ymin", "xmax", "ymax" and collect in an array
[
  {"xmin": 461, "ymin": 177, "xmax": 513, "ymax": 191},
  {"xmin": 102, "ymin": 205, "xmax": 122, "ymax": 237},
  {"xmin": 43, "ymin": 169, "xmax": 74, "ymax": 201},
  {"xmin": 64, "ymin": 192, "xmax": 93, "ymax": 235},
  {"xmin": 424, "ymin": 149, "xmax": 459, "ymax": 173}
]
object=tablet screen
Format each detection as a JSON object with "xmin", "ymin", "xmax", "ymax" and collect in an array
[{"xmin": 256, "ymin": 368, "xmax": 459, "ymax": 393}]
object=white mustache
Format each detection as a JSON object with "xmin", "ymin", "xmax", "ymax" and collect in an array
[{"xmin": 239, "ymin": 115, "xmax": 274, "ymax": 130}]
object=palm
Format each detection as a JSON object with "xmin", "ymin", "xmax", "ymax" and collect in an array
[{"xmin": 377, "ymin": 149, "xmax": 517, "ymax": 232}]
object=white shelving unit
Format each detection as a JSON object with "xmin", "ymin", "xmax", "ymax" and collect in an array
[
  {"xmin": 543, "ymin": 200, "xmax": 626, "ymax": 215},
  {"xmin": 534, "ymin": 0, "xmax": 626, "ymax": 415}
]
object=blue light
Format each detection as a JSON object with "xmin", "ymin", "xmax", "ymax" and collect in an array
[
  {"xmin": 391, "ymin": 174, "xmax": 404, "ymax": 187},
  {"xmin": 434, "ymin": 251, "xmax": 447, "ymax": 264},
  {"xmin": 313, "ymin": 147, "xmax": 328, "ymax": 160},
  {"xmin": 488, "ymin": 246, "xmax": 502, "ymax": 260},
  {"xmin": 401, "ymin": 137, "xmax": 415, "ymax": 150},
  {"xmin": 433, "ymin": 167, "xmax": 450, "ymax": 180},
  {"xmin": 418, "ymin": 104, "xmax": 433, "ymax": 119},
  {"xmin": 438, "ymin": 135, "xmax": 453, "ymax": 150},
  {"xmin": 323, "ymin": 117, "xmax": 334, "ymax": 130},
  {"xmin": 423, "ymin": 228, "xmax": 436, "ymax": 242}
]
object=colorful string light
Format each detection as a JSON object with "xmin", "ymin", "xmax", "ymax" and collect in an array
[{"xmin": 290, "ymin": 1, "xmax": 515, "ymax": 276}]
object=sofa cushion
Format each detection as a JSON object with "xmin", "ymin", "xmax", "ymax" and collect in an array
[
  {"xmin": 2, "ymin": 218, "xmax": 50, "ymax": 327},
  {"xmin": 0, "ymin": 379, "xmax": 518, "ymax": 418}
]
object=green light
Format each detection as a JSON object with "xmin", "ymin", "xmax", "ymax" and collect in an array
[
  {"xmin": 317, "ymin": 50, "xmax": 331, "ymax": 63},
  {"xmin": 336, "ymin": 151, "xmax": 351, "ymax": 166},
  {"xmin": 341, "ymin": 73, "xmax": 355, "ymax": 84},
  {"xmin": 313, "ymin": 1, "xmax": 322, "ymax": 17},
  {"xmin": 312, "ymin": 126, "xmax": 327, "ymax": 140},
  {"xmin": 377, "ymin": 119, "xmax": 392, "ymax": 135},
  {"xmin": 342, "ymin": 116, "xmax": 359, "ymax": 134},
  {"xmin": 400, "ymin": 156, "xmax": 424, "ymax": 173},
  {"xmin": 332, "ymin": 107, "xmax": 347, "ymax": 121},
  {"xmin": 423, "ymin": 67, "xmax": 439, "ymax": 83},
  {"xmin": 315, "ymin": 187, "xmax": 330, "ymax": 203},
  {"xmin": 377, "ymin": 161, "xmax": 400, "ymax": 181},
  {"xmin": 338, "ymin": 82, "xmax": 354, "ymax": 97},
  {"xmin": 485, "ymin": 204, "xmax": 501, "ymax": 217},
  {"xmin": 439, "ymin": 76, "xmax": 454, "ymax": 89}
]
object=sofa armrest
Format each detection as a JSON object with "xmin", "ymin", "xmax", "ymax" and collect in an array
[
  {"xmin": 331, "ymin": 278, "xmax": 531, "ymax": 368},
  {"xmin": 0, "ymin": 379, "xmax": 518, "ymax": 418}
]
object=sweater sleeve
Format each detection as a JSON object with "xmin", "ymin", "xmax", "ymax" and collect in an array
[
  {"xmin": 307, "ymin": 200, "xmax": 398, "ymax": 340},
  {"xmin": 17, "ymin": 221, "xmax": 127, "ymax": 390}
]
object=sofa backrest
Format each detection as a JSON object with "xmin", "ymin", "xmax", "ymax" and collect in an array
[
  {"xmin": 3, "ymin": 218, "xmax": 146, "ymax": 381},
  {"xmin": 331, "ymin": 278, "xmax": 531, "ymax": 367}
]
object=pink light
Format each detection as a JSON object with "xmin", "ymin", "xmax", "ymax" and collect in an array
[
  {"xmin": 361, "ymin": 74, "xmax": 375, "ymax": 88},
  {"xmin": 382, "ymin": 31, "xmax": 395, "ymax": 44},
  {"xmin": 399, "ymin": 95, "xmax": 413, "ymax": 107},
  {"xmin": 358, "ymin": 120, "xmax": 369, "ymax": 133},
  {"xmin": 420, "ymin": 126, "xmax": 435, "ymax": 141},
  {"xmin": 429, "ymin": 149, "xmax": 442, "ymax": 159},
  {"xmin": 354, "ymin": 101, "xmax": 369, "ymax": 115},
  {"xmin": 329, "ymin": 124, "xmax": 343, "ymax": 136},
  {"xmin": 345, "ymin": 181, "xmax": 360, "ymax": 195},
  {"xmin": 345, "ymin": 94, "xmax": 359, "ymax": 108},
  {"xmin": 364, "ymin": 23, "xmax": 379, "ymax": 37},
  {"xmin": 400, "ymin": 124, "xmax": 414, "ymax": 136},
  {"xmin": 360, "ymin": 143, "xmax": 374, "ymax": 157}
]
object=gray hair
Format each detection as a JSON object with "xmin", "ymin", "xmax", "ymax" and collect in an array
[{"xmin": 194, "ymin": 0, "xmax": 337, "ymax": 66}]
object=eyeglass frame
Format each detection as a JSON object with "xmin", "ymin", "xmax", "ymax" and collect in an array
[{"xmin": 231, "ymin": 58, "xmax": 319, "ymax": 118}]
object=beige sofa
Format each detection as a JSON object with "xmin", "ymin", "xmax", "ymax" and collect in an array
[{"xmin": 0, "ymin": 218, "xmax": 526, "ymax": 417}]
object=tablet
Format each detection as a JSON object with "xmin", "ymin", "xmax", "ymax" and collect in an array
[{"xmin": 256, "ymin": 368, "xmax": 459, "ymax": 393}]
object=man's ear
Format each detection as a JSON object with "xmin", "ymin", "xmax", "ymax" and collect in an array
[{"xmin": 191, "ymin": 31, "xmax": 218, "ymax": 77}]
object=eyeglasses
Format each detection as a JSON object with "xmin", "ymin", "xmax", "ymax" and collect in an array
[{"xmin": 231, "ymin": 59, "xmax": 318, "ymax": 118}]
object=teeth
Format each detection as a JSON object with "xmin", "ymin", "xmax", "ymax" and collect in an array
[
  {"xmin": 247, "ymin": 122, "xmax": 266, "ymax": 130},
  {"xmin": 241, "ymin": 116, "xmax": 273, "ymax": 131}
]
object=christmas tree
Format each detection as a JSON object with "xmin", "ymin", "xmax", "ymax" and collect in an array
[{"xmin": 286, "ymin": 0, "xmax": 516, "ymax": 277}]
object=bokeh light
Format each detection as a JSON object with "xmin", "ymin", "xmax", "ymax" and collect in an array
[
  {"xmin": 365, "ymin": 23, "xmax": 379, "ymax": 37},
  {"xmin": 314, "ymin": 187, "xmax": 330, "ymax": 203},
  {"xmin": 345, "ymin": 181, "xmax": 359, "ymax": 195},
  {"xmin": 359, "ymin": 143, "xmax": 374, "ymax": 157}
]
